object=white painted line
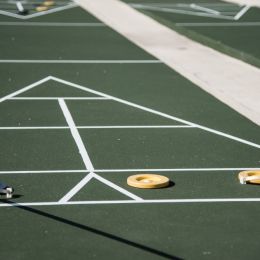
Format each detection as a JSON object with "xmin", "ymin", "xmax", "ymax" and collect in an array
[
  {"xmin": 234, "ymin": 5, "xmax": 250, "ymax": 20},
  {"xmin": 0, "ymin": 76, "xmax": 51, "ymax": 103},
  {"xmin": 50, "ymin": 76, "xmax": 260, "ymax": 149},
  {"xmin": 0, "ymin": 22, "xmax": 105, "ymax": 26},
  {"xmin": 2, "ymin": 76, "xmax": 260, "ymax": 148},
  {"xmin": 0, "ymin": 125, "xmax": 193, "ymax": 130},
  {"xmin": 0, "ymin": 170, "xmax": 87, "ymax": 174},
  {"xmin": 58, "ymin": 98, "xmax": 94, "ymax": 172},
  {"xmin": 0, "ymin": 168, "xmax": 259, "ymax": 175},
  {"xmin": 190, "ymin": 4, "xmax": 220, "ymax": 15},
  {"xmin": 59, "ymin": 172, "xmax": 94, "ymax": 203},
  {"xmin": 10, "ymin": 97, "xmax": 109, "ymax": 100},
  {"xmin": 2, "ymin": 198, "xmax": 260, "ymax": 207},
  {"xmin": 176, "ymin": 22, "xmax": 260, "ymax": 27},
  {"xmin": 0, "ymin": 126, "xmax": 69, "ymax": 130},
  {"xmin": 77, "ymin": 125, "xmax": 194, "ymax": 129},
  {"xmin": 76, "ymin": 0, "xmax": 260, "ymax": 125},
  {"xmin": 131, "ymin": 4, "xmax": 234, "ymax": 20},
  {"xmin": 95, "ymin": 168, "xmax": 260, "ymax": 173},
  {"xmin": 0, "ymin": 10, "xmax": 24, "ymax": 19},
  {"xmin": 58, "ymin": 98, "xmax": 141, "ymax": 201},
  {"xmin": 93, "ymin": 173, "xmax": 143, "ymax": 201},
  {"xmin": 0, "ymin": 60, "xmax": 162, "ymax": 64},
  {"xmin": 16, "ymin": 1, "xmax": 24, "ymax": 12}
]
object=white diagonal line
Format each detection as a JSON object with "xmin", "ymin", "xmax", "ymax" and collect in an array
[
  {"xmin": 58, "ymin": 98, "xmax": 94, "ymax": 171},
  {"xmin": 58, "ymin": 98, "xmax": 142, "ymax": 201},
  {"xmin": 59, "ymin": 172, "xmax": 94, "ymax": 203},
  {"xmin": 93, "ymin": 173, "xmax": 143, "ymax": 201},
  {"xmin": 50, "ymin": 76, "xmax": 260, "ymax": 149},
  {"xmin": 190, "ymin": 4, "xmax": 220, "ymax": 15},
  {"xmin": 234, "ymin": 5, "xmax": 250, "ymax": 20},
  {"xmin": 0, "ymin": 76, "xmax": 51, "ymax": 103}
]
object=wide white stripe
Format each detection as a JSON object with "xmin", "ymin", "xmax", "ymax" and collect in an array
[{"xmin": 76, "ymin": 0, "xmax": 260, "ymax": 125}]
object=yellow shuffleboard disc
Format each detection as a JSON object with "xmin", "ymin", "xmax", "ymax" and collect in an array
[
  {"xmin": 43, "ymin": 1, "xmax": 55, "ymax": 6},
  {"xmin": 127, "ymin": 174, "xmax": 169, "ymax": 189},
  {"xmin": 238, "ymin": 170, "xmax": 260, "ymax": 184},
  {"xmin": 35, "ymin": 6, "xmax": 48, "ymax": 12}
]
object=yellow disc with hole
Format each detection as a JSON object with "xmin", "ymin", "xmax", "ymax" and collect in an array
[
  {"xmin": 238, "ymin": 170, "xmax": 260, "ymax": 185},
  {"xmin": 43, "ymin": 1, "xmax": 54, "ymax": 6},
  {"xmin": 35, "ymin": 6, "xmax": 48, "ymax": 12},
  {"xmin": 127, "ymin": 174, "xmax": 170, "ymax": 189}
]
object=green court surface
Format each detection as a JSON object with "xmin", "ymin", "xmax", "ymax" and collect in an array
[
  {"xmin": 124, "ymin": 0, "xmax": 260, "ymax": 68},
  {"xmin": 0, "ymin": 1, "xmax": 260, "ymax": 260}
]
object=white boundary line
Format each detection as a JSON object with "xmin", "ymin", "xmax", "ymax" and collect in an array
[
  {"xmin": 2, "ymin": 198, "xmax": 260, "ymax": 207},
  {"xmin": 1, "ymin": 76, "xmax": 259, "ymax": 148},
  {"xmin": 0, "ymin": 3, "xmax": 77, "ymax": 19},
  {"xmin": 0, "ymin": 60, "xmax": 162, "ymax": 64},
  {"xmin": 95, "ymin": 168, "xmax": 260, "ymax": 173},
  {"xmin": 0, "ymin": 125, "xmax": 194, "ymax": 130},
  {"xmin": 176, "ymin": 22, "xmax": 260, "ymax": 27},
  {"xmin": 10, "ymin": 97, "xmax": 109, "ymax": 100},
  {"xmin": 0, "ymin": 168, "xmax": 259, "ymax": 175},
  {"xmin": 0, "ymin": 22, "xmax": 105, "ymax": 26}
]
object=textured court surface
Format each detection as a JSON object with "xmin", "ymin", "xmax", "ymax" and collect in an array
[
  {"xmin": 0, "ymin": 1, "xmax": 260, "ymax": 259},
  {"xmin": 124, "ymin": 0, "xmax": 260, "ymax": 67}
]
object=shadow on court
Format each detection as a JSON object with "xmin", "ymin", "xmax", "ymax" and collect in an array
[{"xmin": 1, "ymin": 200, "xmax": 182, "ymax": 260}]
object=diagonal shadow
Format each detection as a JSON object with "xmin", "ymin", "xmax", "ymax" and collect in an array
[{"xmin": 1, "ymin": 200, "xmax": 182, "ymax": 260}]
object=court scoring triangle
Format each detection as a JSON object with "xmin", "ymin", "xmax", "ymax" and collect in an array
[{"xmin": 69, "ymin": 177, "xmax": 132, "ymax": 201}]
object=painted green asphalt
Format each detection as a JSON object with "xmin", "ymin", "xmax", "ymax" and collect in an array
[
  {"xmin": 2, "ymin": 170, "xmax": 260, "ymax": 203},
  {"xmin": 123, "ymin": 0, "xmax": 260, "ymax": 67},
  {"xmin": 1, "ymin": 2, "xmax": 260, "ymax": 260},
  {"xmin": 1, "ymin": 63, "xmax": 259, "ymax": 144},
  {"xmin": 0, "ymin": 25, "xmax": 152, "ymax": 60},
  {"xmin": 1, "ymin": 203, "xmax": 260, "ymax": 259}
]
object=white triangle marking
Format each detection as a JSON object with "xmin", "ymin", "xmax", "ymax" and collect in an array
[{"xmin": 1, "ymin": 75, "xmax": 259, "ymax": 148}]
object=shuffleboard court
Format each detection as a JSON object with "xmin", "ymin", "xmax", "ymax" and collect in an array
[
  {"xmin": 124, "ymin": 0, "xmax": 260, "ymax": 67},
  {"xmin": 0, "ymin": 1, "xmax": 260, "ymax": 259}
]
